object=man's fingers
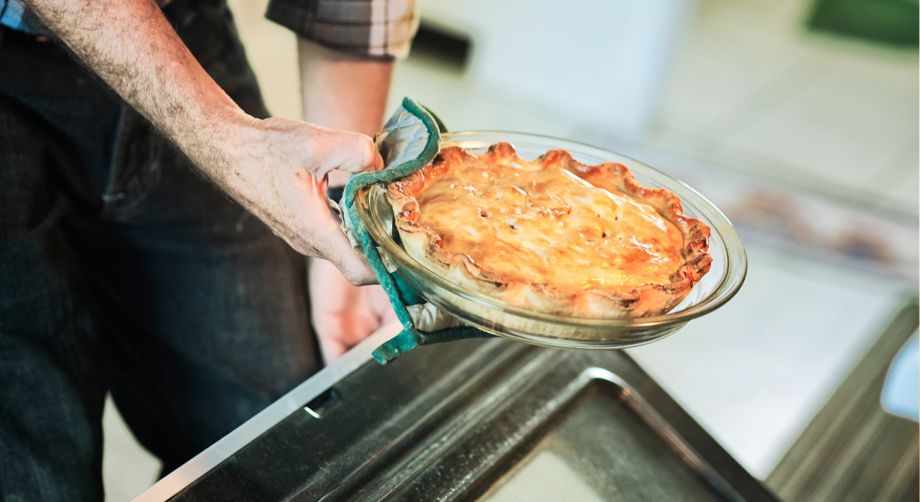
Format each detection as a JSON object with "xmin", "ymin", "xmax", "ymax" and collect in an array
[
  {"xmin": 371, "ymin": 146, "xmax": 385, "ymax": 170},
  {"xmin": 313, "ymin": 131, "xmax": 381, "ymax": 178},
  {"xmin": 336, "ymin": 247, "xmax": 377, "ymax": 285},
  {"xmin": 381, "ymin": 306, "xmax": 399, "ymax": 325},
  {"xmin": 298, "ymin": 172, "xmax": 378, "ymax": 285},
  {"xmin": 318, "ymin": 335, "xmax": 346, "ymax": 363},
  {"xmin": 338, "ymin": 132, "xmax": 381, "ymax": 173}
]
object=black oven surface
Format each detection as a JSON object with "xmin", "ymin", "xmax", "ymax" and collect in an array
[{"xmin": 168, "ymin": 338, "xmax": 774, "ymax": 501}]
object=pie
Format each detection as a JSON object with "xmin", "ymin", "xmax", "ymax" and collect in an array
[{"xmin": 386, "ymin": 142, "xmax": 712, "ymax": 318}]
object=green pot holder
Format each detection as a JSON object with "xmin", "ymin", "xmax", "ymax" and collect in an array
[{"xmin": 341, "ymin": 98, "xmax": 492, "ymax": 365}]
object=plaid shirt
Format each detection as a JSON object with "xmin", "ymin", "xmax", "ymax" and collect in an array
[
  {"xmin": 267, "ymin": 0, "xmax": 418, "ymax": 59},
  {"xmin": 0, "ymin": 0, "xmax": 417, "ymax": 59}
]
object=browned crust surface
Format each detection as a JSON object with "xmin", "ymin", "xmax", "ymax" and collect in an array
[{"xmin": 386, "ymin": 142, "xmax": 712, "ymax": 318}]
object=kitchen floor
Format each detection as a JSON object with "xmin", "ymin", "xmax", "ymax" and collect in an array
[{"xmin": 105, "ymin": 0, "xmax": 918, "ymax": 499}]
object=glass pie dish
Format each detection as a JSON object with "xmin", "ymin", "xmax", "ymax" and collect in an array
[{"xmin": 355, "ymin": 131, "xmax": 747, "ymax": 350}]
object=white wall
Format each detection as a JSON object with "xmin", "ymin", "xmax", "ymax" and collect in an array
[{"xmin": 423, "ymin": 0, "xmax": 693, "ymax": 138}]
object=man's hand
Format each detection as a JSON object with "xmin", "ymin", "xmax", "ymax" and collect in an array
[
  {"xmin": 221, "ymin": 117, "xmax": 382, "ymax": 284},
  {"xmin": 309, "ymin": 259, "xmax": 398, "ymax": 362},
  {"xmin": 25, "ymin": 0, "xmax": 410, "ymax": 355},
  {"xmin": 299, "ymin": 38, "xmax": 399, "ymax": 357},
  {"xmin": 24, "ymin": 0, "xmax": 382, "ymax": 284}
]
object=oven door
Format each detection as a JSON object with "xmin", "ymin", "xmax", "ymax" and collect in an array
[{"xmin": 143, "ymin": 331, "xmax": 775, "ymax": 501}]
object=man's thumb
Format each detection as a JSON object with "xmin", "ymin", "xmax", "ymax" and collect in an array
[{"xmin": 315, "ymin": 131, "xmax": 382, "ymax": 177}]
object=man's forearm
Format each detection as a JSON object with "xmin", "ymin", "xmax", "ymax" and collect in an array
[
  {"xmin": 298, "ymin": 39, "xmax": 393, "ymax": 187},
  {"xmin": 24, "ymin": 0, "xmax": 256, "ymax": 185},
  {"xmin": 24, "ymin": 0, "xmax": 382, "ymax": 283}
]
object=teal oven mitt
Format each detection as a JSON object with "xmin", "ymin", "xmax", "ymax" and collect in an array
[{"xmin": 340, "ymin": 98, "xmax": 491, "ymax": 365}]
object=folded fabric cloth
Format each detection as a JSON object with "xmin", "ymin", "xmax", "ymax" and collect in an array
[{"xmin": 341, "ymin": 98, "xmax": 490, "ymax": 365}]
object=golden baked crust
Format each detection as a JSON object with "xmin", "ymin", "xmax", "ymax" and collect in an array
[{"xmin": 386, "ymin": 142, "xmax": 712, "ymax": 318}]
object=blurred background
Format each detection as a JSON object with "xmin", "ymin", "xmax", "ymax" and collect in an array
[{"xmin": 111, "ymin": 0, "xmax": 918, "ymax": 499}]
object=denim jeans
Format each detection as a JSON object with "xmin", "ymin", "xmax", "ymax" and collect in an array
[{"xmin": 0, "ymin": 2, "xmax": 320, "ymax": 500}]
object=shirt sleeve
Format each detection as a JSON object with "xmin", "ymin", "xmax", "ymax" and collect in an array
[{"xmin": 265, "ymin": 0, "xmax": 418, "ymax": 60}]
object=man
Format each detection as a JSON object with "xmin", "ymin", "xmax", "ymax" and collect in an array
[{"xmin": 0, "ymin": 0, "xmax": 414, "ymax": 498}]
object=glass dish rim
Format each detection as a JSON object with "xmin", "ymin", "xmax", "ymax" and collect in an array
[{"xmin": 356, "ymin": 130, "xmax": 748, "ymax": 329}]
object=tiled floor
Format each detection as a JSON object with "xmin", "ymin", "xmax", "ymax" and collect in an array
[
  {"xmin": 104, "ymin": 0, "xmax": 918, "ymax": 499},
  {"xmin": 627, "ymin": 246, "xmax": 910, "ymax": 477},
  {"xmin": 614, "ymin": 0, "xmax": 919, "ymax": 477}
]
